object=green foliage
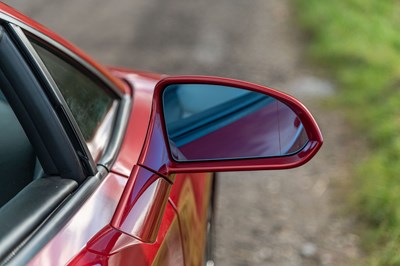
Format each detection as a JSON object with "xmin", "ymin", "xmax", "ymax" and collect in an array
[{"xmin": 296, "ymin": 0, "xmax": 400, "ymax": 264}]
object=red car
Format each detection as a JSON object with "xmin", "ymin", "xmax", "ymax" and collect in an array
[{"xmin": 0, "ymin": 4, "xmax": 322, "ymax": 266}]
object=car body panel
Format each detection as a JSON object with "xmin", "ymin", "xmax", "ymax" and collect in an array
[
  {"xmin": 68, "ymin": 202, "xmax": 184, "ymax": 266},
  {"xmin": 169, "ymin": 173, "xmax": 213, "ymax": 266},
  {"xmin": 105, "ymin": 69, "xmax": 213, "ymax": 264},
  {"xmin": 111, "ymin": 165, "xmax": 172, "ymax": 242},
  {"xmin": 27, "ymin": 173, "xmax": 127, "ymax": 265},
  {"xmin": 107, "ymin": 67, "xmax": 163, "ymax": 177}
]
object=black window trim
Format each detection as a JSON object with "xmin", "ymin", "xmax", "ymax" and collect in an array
[
  {"xmin": 0, "ymin": 23, "xmax": 86, "ymax": 182},
  {"xmin": 11, "ymin": 24, "xmax": 97, "ymax": 176}
]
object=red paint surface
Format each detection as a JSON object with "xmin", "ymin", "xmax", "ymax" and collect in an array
[
  {"xmin": 28, "ymin": 173, "xmax": 127, "ymax": 266},
  {"xmin": 68, "ymin": 202, "xmax": 184, "ymax": 266},
  {"xmin": 169, "ymin": 173, "xmax": 213, "ymax": 265},
  {"xmin": 108, "ymin": 68, "xmax": 162, "ymax": 177},
  {"xmin": 111, "ymin": 165, "xmax": 172, "ymax": 243}
]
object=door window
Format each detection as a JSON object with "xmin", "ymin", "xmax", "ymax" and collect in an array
[
  {"xmin": 27, "ymin": 38, "xmax": 118, "ymax": 160},
  {"xmin": 29, "ymin": 41, "xmax": 115, "ymax": 141}
]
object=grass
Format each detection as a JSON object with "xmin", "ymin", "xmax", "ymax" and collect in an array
[{"xmin": 295, "ymin": 0, "xmax": 400, "ymax": 264}]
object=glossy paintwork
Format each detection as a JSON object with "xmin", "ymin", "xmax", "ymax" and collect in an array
[
  {"xmin": 28, "ymin": 173, "xmax": 127, "ymax": 265},
  {"xmin": 111, "ymin": 165, "xmax": 172, "ymax": 242},
  {"xmin": 108, "ymin": 67, "xmax": 163, "ymax": 177},
  {"xmin": 169, "ymin": 174, "xmax": 213, "ymax": 266},
  {"xmin": 69, "ymin": 202, "xmax": 184, "ymax": 266}
]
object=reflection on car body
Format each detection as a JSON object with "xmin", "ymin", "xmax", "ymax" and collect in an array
[{"xmin": 163, "ymin": 84, "xmax": 308, "ymax": 161}]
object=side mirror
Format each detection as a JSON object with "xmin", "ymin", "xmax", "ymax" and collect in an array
[
  {"xmin": 140, "ymin": 76, "xmax": 323, "ymax": 174},
  {"xmin": 110, "ymin": 76, "xmax": 323, "ymax": 245}
]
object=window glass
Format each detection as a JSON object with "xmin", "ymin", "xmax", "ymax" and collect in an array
[
  {"xmin": 0, "ymin": 89, "xmax": 37, "ymax": 207},
  {"xmin": 29, "ymin": 40, "xmax": 115, "ymax": 142}
]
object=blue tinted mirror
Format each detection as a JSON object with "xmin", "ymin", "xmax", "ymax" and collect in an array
[{"xmin": 163, "ymin": 84, "xmax": 308, "ymax": 161}]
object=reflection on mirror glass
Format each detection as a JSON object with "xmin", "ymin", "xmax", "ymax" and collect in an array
[{"xmin": 163, "ymin": 84, "xmax": 309, "ymax": 161}]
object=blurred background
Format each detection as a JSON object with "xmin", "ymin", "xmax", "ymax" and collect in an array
[{"xmin": 5, "ymin": 0, "xmax": 399, "ymax": 265}]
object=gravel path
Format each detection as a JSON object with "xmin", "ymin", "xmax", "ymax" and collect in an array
[{"xmin": 4, "ymin": 0, "xmax": 362, "ymax": 265}]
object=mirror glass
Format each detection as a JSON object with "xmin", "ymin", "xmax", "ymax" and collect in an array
[{"xmin": 162, "ymin": 84, "xmax": 309, "ymax": 161}]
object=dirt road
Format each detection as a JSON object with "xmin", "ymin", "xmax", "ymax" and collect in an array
[{"xmin": 4, "ymin": 0, "xmax": 361, "ymax": 265}]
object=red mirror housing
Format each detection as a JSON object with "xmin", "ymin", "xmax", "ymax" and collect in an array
[{"xmin": 138, "ymin": 75, "xmax": 323, "ymax": 175}]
